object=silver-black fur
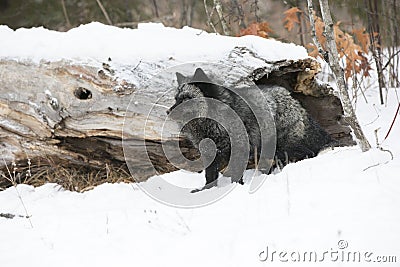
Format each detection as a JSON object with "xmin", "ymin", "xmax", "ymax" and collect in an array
[{"xmin": 167, "ymin": 68, "xmax": 333, "ymax": 191}]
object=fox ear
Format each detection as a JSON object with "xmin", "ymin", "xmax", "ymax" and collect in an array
[
  {"xmin": 191, "ymin": 68, "xmax": 225, "ymax": 98},
  {"xmin": 191, "ymin": 68, "xmax": 211, "ymax": 83},
  {"xmin": 176, "ymin": 72, "xmax": 189, "ymax": 85}
]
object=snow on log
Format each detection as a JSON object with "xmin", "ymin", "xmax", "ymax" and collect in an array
[{"xmin": 0, "ymin": 23, "xmax": 354, "ymax": 186}]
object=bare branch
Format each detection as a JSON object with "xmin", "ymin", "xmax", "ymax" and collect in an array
[
  {"xmin": 306, "ymin": 0, "xmax": 327, "ymax": 61},
  {"xmin": 61, "ymin": 0, "xmax": 71, "ymax": 29},
  {"xmin": 250, "ymin": 0, "xmax": 260, "ymax": 22},
  {"xmin": 364, "ymin": 0, "xmax": 385, "ymax": 104},
  {"xmin": 2, "ymin": 158, "xmax": 33, "ymax": 228},
  {"xmin": 384, "ymin": 102, "xmax": 400, "ymax": 140},
  {"xmin": 95, "ymin": 0, "xmax": 113, "ymax": 25},
  {"xmin": 152, "ymin": 0, "xmax": 159, "ymax": 18},
  {"xmin": 214, "ymin": 0, "xmax": 230, "ymax": 35},
  {"xmin": 204, "ymin": 0, "xmax": 218, "ymax": 33},
  {"xmin": 382, "ymin": 49, "xmax": 400, "ymax": 72},
  {"xmin": 231, "ymin": 0, "xmax": 246, "ymax": 29}
]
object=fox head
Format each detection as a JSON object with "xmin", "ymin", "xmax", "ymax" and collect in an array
[{"xmin": 167, "ymin": 68, "xmax": 225, "ymax": 116}]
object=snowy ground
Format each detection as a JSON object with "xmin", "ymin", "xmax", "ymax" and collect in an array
[{"xmin": 0, "ymin": 23, "xmax": 399, "ymax": 267}]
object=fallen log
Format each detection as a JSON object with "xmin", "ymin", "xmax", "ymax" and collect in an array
[{"xmin": 0, "ymin": 46, "xmax": 354, "ymax": 190}]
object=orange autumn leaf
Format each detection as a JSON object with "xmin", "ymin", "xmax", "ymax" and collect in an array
[
  {"xmin": 306, "ymin": 13, "xmax": 326, "ymax": 59},
  {"xmin": 239, "ymin": 22, "xmax": 273, "ymax": 38},
  {"xmin": 314, "ymin": 14, "xmax": 326, "ymax": 47},
  {"xmin": 283, "ymin": 7, "xmax": 302, "ymax": 32},
  {"xmin": 307, "ymin": 13, "xmax": 372, "ymax": 80},
  {"xmin": 306, "ymin": 43, "xmax": 320, "ymax": 58},
  {"xmin": 352, "ymin": 27, "xmax": 370, "ymax": 53}
]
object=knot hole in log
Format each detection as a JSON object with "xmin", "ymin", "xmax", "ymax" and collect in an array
[{"xmin": 74, "ymin": 87, "xmax": 92, "ymax": 100}]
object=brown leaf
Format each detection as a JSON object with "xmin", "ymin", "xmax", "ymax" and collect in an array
[
  {"xmin": 314, "ymin": 14, "xmax": 326, "ymax": 48},
  {"xmin": 239, "ymin": 22, "xmax": 273, "ymax": 38},
  {"xmin": 306, "ymin": 43, "xmax": 320, "ymax": 58},
  {"xmin": 283, "ymin": 7, "xmax": 302, "ymax": 32},
  {"xmin": 311, "ymin": 13, "xmax": 372, "ymax": 80},
  {"xmin": 352, "ymin": 27, "xmax": 370, "ymax": 53}
]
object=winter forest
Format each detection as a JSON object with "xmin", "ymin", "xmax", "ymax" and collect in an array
[{"xmin": 0, "ymin": 1, "xmax": 399, "ymax": 266}]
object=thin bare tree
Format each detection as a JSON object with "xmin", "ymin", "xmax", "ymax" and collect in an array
[
  {"xmin": 214, "ymin": 0, "xmax": 230, "ymax": 35},
  {"xmin": 180, "ymin": 0, "xmax": 195, "ymax": 27},
  {"xmin": 307, "ymin": 0, "xmax": 371, "ymax": 152},
  {"xmin": 204, "ymin": 0, "xmax": 218, "ymax": 33},
  {"xmin": 152, "ymin": 0, "xmax": 159, "ymax": 18},
  {"xmin": 230, "ymin": 0, "xmax": 246, "ymax": 29},
  {"xmin": 365, "ymin": 0, "xmax": 385, "ymax": 105},
  {"xmin": 95, "ymin": 0, "xmax": 113, "ymax": 25},
  {"xmin": 61, "ymin": 0, "xmax": 71, "ymax": 29}
]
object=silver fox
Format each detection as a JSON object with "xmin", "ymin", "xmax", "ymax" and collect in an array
[{"xmin": 167, "ymin": 68, "xmax": 333, "ymax": 191}]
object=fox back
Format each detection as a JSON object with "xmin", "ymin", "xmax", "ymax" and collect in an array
[{"xmin": 167, "ymin": 68, "xmax": 333, "ymax": 190}]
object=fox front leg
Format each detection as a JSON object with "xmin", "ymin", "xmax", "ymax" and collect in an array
[
  {"xmin": 191, "ymin": 156, "xmax": 220, "ymax": 193},
  {"xmin": 205, "ymin": 158, "xmax": 219, "ymax": 185}
]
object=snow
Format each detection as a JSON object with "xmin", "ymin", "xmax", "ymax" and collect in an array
[
  {"xmin": 0, "ymin": 22, "xmax": 307, "ymax": 64},
  {"xmin": 1, "ymin": 23, "xmax": 399, "ymax": 266}
]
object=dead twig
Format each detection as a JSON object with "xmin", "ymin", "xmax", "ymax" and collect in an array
[
  {"xmin": 204, "ymin": 0, "xmax": 218, "ymax": 34},
  {"xmin": 61, "ymin": 0, "xmax": 71, "ymax": 29},
  {"xmin": 95, "ymin": 0, "xmax": 113, "ymax": 25},
  {"xmin": 152, "ymin": 0, "xmax": 159, "ymax": 18},
  {"xmin": 362, "ymin": 128, "xmax": 394, "ymax": 172},
  {"xmin": 383, "ymin": 102, "xmax": 400, "ymax": 140},
  {"xmin": 1, "ymin": 158, "xmax": 33, "ymax": 228}
]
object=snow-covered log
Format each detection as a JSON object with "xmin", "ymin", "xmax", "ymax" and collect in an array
[{"xmin": 0, "ymin": 24, "xmax": 354, "ymax": 186}]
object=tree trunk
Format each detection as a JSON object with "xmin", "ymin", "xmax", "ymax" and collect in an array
[
  {"xmin": 231, "ymin": 0, "xmax": 246, "ymax": 29},
  {"xmin": 0, "ymin": 46, "xmax": 354, "ymax": 189},
  {"xmin": 365, "ymin": 0, "xmax": 385, "ymax": 104},
  {"xmin": 313, "ymin": 0, "xmax": 371, "ymax": 152},
  {"xmin": 214, "ymin": 0, "xmax": 230, "ymax": 35}
]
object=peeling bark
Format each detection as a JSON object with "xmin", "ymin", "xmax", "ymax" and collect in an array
[{"xmin": 0, "ymin": 46, "xmax": 354, "ymax": 186}]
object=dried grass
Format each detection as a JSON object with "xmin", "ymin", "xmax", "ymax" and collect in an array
[{"xmin": 1, "ymin": 159, "xmax": 134, "ymax": 193}]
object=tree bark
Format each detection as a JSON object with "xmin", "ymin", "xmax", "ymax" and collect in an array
[
  {"xmin": 204, "ymin": 0, "xmax": 218, "ymax": 33},
  {"xmin": 214, "ymin": 0, "xmax": 230, "ymax": 35},
  {"xmin": 312, "ymin": 0, "xmax": 371, "ymax": 152},
  {"xmin": 0, "ymin": 46, "xmax": 354, "ymax": 187},
  {"xmin": 307, "ymin": 0, "xmax": 327, "ymax": 61},
  {"xmin": 231, "ymin": 0, "xmax": 246, "ymax": 29}
]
